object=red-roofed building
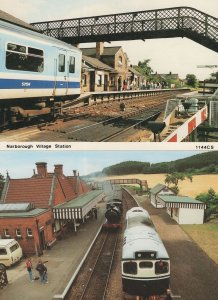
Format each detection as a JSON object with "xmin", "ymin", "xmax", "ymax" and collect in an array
[
  {"xmin": 0, "ymin": 163, "xmax": 91, "ymax": 256},
  {"xmin": 1, "ymin": 162, "xmax": 90, "ymax": 208}
]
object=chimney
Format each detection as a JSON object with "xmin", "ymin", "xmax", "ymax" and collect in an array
[
  {"xmin": 36, "ymin": 162, "xmax": 47, "ymax": 177},
  {"xmin": 96, "ymin": 42, "xmax": 104, "ymax": 59},
  {"xmin": 73, "ymin": 170, "xmax": 77, "ymax": 177},
  {"xmin": 54, "ymin": 164, "xmax": 63, "ymax": 176}
]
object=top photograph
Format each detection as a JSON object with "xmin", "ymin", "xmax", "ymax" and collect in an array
[{"xmin": 0, "ymin": 0, "xmax": 217, "ymax": 142}]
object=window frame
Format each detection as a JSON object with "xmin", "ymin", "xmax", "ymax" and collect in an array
[
  {"xmin": 15, "ymin": 228, "xmax": 22, "ymax": 238},
  {"xmin": 6, "ymin": 42, "xmax": 44, "ymax": 73},
  {"xmin": 26, "ymin": 228, "xmax": 33, "ymax": 237},
  {"xmin": 58, "ymin": 53, "xmax": 65, "ymax": 72}
]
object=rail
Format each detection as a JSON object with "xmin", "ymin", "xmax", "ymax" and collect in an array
[{"xmin": 32, "ymin": 7, "xmax": 218, "ymax": 52}]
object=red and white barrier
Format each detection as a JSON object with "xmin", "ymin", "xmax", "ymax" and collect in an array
[{"xmin": 163, "ymin": 106, "xmax": 208, "ymax": 142}]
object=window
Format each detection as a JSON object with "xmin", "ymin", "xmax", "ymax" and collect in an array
[
  {"xmin": 58, "ymin": 54, "xmax": 65, "ymax": 72},
  {"xmin": 123, "ymin": 261, "xmax": 137, "ymax": 275},
  {"xmin": 155, "ymin": 260, "xmax": 169, "ymax": 274},
  {"xmin": 4, "ymin": 229, "xmax": 10, "ymax": 237},
  {"xmin": 0, "ymin": 248, "xmax": 7, "ymax": 255},
  {"xmin": 69, "ymin": 56, "xmax": 75, "ymax": 73},
  {"xmin": 10, "ymin": 243, "xmax": 19, "ymax": 253},
  {"xmin": 110, "ymin": 76, "xmax": 115, "ymax": 86},
  {"xmin": 139, "ymin": 261, "xmax": 153, "ymax": 268},
  {"xmin": 16, "ymin": 229, "xmax": 22, "ymax": 237},
  {"xmin": 27, "ymin": 228, "xmax": 33, "ymax": 237},
  {"xmin": 82, "ymin": 74, "xmax": 87, "ymax": 86},
  {"xmin": 118, "ymin": 56, "xmax": 123, "ymax": 66},
  {"xmin": 6, "ymin": 43, "xmax": 44, "ymax": 72},
  {"xmin": 97, "ymin": 74, "xmax": 102, "ymax": 86}
]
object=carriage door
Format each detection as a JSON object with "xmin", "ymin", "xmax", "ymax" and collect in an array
[{"xmin": 57, "ymin": 50, "xmax": 68, "ymax": 95}]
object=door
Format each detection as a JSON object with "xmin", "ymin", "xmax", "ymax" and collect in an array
[
  {"xmin": 39, "ymin": 230, "xmax": 46, "ymax": 250},
  {"xmin": 90, "ymin": 71, "xmax": 95, "ymax": 92},
  {"xmin": 56, "ymin": 50, "xmax": 68, "ymax": 96},
  {"xmin": 104, "ymin": 75, "xmax": 108, "ymax": 91}
]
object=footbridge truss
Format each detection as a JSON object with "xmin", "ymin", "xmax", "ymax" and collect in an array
[{"xmin": 32, "ymin": 6, "xmax": 218, "ymax": 52}]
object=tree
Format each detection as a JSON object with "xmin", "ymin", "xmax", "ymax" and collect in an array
[
  {"xmin": 186, "ymin": 74, "xmax": 197, "ymax": 88},
  {"xmin": 164, "ymin": 172, "xmax": 193, "ymax": 195},
  {"xmin": 196, "ymin": 188, "xmax": 218, "ymax": 221},
  {"xmin": 135, "ymin": 59, "xmax": 153, "ymax": 77}
]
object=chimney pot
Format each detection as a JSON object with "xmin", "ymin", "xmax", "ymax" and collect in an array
[
  {"xmin": 54, "ymin": 164, "xmax": 63, "ymax": 176},
  {"xmin": 35, "ymin": 162, "xmax": 47, "ymax": 177}
]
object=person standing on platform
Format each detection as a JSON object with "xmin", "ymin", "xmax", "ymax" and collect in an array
[{"xmin": 26, "ymin": 258, "xmax": 34, "ymax": 282}]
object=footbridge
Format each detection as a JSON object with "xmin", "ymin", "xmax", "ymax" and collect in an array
[{"xmin": 32, "ymin": 6, "xmax": 218, "ymax": 52}]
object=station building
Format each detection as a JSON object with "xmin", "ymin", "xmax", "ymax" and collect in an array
[
  {"xmin": 0, "ymin": 162, "xmax": 104, "ymax": 256},
  {"xmin": 150, "ymin": 183, "xmax": 206, "ymax": 224}
]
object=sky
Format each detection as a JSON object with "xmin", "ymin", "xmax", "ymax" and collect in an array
[
  {"xmin": 0, "ymin": 150, "xmax": 204, "ymax": 178},
  {"xmin": 1, "ymin": 0, "xmax": 217, "ymax": 80}
]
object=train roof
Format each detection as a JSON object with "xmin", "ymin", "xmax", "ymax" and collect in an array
[
  {"xmin": 0, "ymin": 18, "xmax": 81, "ymax": 53},
  {"xmin": 122, "ymin": 226, "xmax": 169, "ymax": 259},
  {"xmin": 0, "ymin": 9, "xmax": 39, "ymax": 32},
  {"xmin": 123, "ymin": 207, "xmax": 169, "ymax": 259}
]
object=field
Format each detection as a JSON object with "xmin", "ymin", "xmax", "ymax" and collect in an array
[
  {"xmin": 100, "ymin": 173, "xmax": 218, "ymax": 197},
  {"xmin": 181, "ymin": 224, "xmax": 218, "ymax": 264}
]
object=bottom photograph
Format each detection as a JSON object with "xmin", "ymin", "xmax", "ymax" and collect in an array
[{"xmin": 0, "ymin": 150, "xmax": 217, "ymax": 300}]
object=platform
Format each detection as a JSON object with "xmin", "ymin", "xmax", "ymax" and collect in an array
[{"xmin": 0, "ymin": 203, "xmax": 106, "ymax": 300}]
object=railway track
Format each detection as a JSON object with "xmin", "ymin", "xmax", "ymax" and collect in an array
[
  {"xmin": 0, "ymin": 92, "xmax": 181, "ymax": 142},
  {"xmin": 65, "ymin": 188, "xmax": 138, "ymax": 300}
]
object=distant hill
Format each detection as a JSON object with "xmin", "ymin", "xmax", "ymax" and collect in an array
[{"xmin": 102, "ymin": 151, "xmax": 218, "ymax": 175}]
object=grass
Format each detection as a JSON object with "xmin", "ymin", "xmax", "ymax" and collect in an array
[{"xmin": 181, "ymin": 223, "xmax": 218, "ymax": 264}]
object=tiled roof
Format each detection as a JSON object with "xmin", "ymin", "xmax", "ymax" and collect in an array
[
  {"xmin": 55, "ymin": 190, "xmax": 103, "ymax": 209},
  {"xmin": 128, "ymin": 66, "xmax": 142, "ymax": 76},
  {"xmin": 83, "ymin": 55, "xmax": 115, "ymax": 71},
  {"xmin": 3, "ymin": 175, "xmax": 91, "ymax": 208},
  {"xmin": 150, "ymin": 184, "xmax": 166, "ymax": 194},
  {"xmin": 4, "ymin": 178, "xmax": 53, "ymax": 208},
  {"xmin": 81, "ymin": 46, "xmax": 121, "ymax": 57},
  {"xmin": 0, "ymin": 9, "xmax": 39, "ymax": 32}
]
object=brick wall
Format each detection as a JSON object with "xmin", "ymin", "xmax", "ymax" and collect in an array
[{"xmin": 0, "ymin": 210, "xmax": 55, "ymax": 256}]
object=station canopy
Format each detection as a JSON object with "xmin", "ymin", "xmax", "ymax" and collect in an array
[
  {"xmin": 157, "ymin": 195, "xmax": 206, "ymax": 209},
  {"xmin": 53, "ymin": 190, "xmax": 103, "ymax": 220}
]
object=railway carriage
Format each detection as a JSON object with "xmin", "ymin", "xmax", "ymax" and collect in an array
[
  {"xmin": 0, "ymin": 20, "xmax": 81, "ymax": 126},
  {"xmin": 122, "ymin": 207, "xmax": 170, "ymax": 297}
]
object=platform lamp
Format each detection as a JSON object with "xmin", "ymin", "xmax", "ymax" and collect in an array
[{"xmin": 147, "ymin": 121, "xmax": 166, "ymax": 142}]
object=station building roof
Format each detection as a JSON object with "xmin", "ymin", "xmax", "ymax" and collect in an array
[
  {"xmin": 158, "ymin": 195, "xmax": 206, "ymax": 209},
  {"xmin": 0, "ymin": 9, "xmax": 39, "ymax": 32},
  {"xmin": 150, "ymin": 184, "xmax": 166, "ymax": 194},
  {"xmin": 53, "ymin": 190, "xmax": 104, "ymax": 220},
  {"xmin": 81, "ymin": 46, "xmax": 121, "ymax": 57},
  {"xmin": 0, "ymin": 207, "xmax": 48, "ymax": 218},
  {"xmin": 83, "ymin": 55, "xmax": 116, "ymax": 72}
]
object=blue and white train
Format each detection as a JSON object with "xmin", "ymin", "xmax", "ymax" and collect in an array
[
  {"xmin": 0, "ymin": 19, "xmax": 81, "ymax": 126},
  {"xmin": 122, "ymin": 207, "xmax": 170, "ymax": 297}
]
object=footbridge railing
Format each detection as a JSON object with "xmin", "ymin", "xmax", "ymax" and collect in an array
[{"xmin": 32, "ymin": 7, "xmax": 218, "ymax": 52}]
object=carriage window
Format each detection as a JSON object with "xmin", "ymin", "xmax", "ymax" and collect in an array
[
  {"xmin": 69, "ymin": 56, "xmax": 75, "ymax": 73},
  {"xmin": 155, "ymin": 261, "xmax": 169, "ymax": 274},
  {"xmin": 58, "ymin": 54, "xmax": 65, "ymax": 72},
  {"xmin": 6, "ymin": 43, "xmax": 44, "ymax": 72},
  {"xmin": 123, "ymin": 261, "xmax": 137, "ymax": 275},
  {"xmin": 139, "ymin": 261, "xmax": 153, "ymax": 268}
]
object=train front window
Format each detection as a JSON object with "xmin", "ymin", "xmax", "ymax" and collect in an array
[
  {"xmin": 6, "ymin": 43, "xmax": 44, "ymax": 72},
  {"xmin": 155, "ymin": 260, "xmax": 169, "ymax": 274},
  {"xmin": 123, "ymin": 261, "xmax": 137, "ymax": 275},
  {"xmin": 69, "ymin": 56, "xmax": 75, "ymax": 73},
  {"xmin": 58, "ymin": 54, "xmax": 65, "ymax": 72},
  {"xmin": 139, "ymin": 261, "xmax": 153, "ymax": 268}
]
